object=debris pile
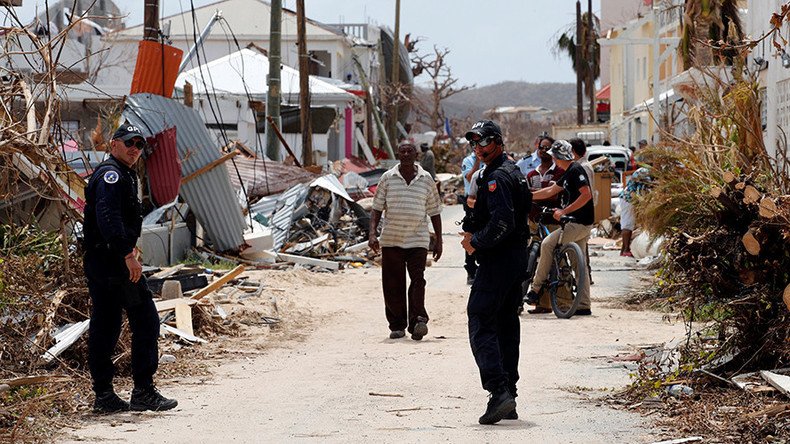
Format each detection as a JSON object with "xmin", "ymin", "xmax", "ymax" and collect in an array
[{"xmin": 617, "ymin": 63, "xmax": 790, "ymax": 439}]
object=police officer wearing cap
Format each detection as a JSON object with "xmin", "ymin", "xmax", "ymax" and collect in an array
[
  {"xmin": 84, "ymin": 123, "xmax": 177, "ymax": 413},
  {"xmin": 460, "ymin": 120, "xmax": 531, "ymax": 425}
]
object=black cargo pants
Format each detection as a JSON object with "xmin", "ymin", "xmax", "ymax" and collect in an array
[
  {"xmin": 467, "ymin": 246, "xmax": 527, "ymax": 397},
  {"xmin": 85, "ymin": 252, "xmax": 160, "ymax": 393}
]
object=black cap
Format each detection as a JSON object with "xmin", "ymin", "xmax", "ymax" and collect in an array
[
  {"xmin": 638, "ymin": 139, "xmax": 648, "ymax": 145},
  {"xmin": 465, "ymin": 120, "xmax": 502, "ymax": 141},
  {"xmin": 112, "ymin": 123, "xmax": 145, "ymax": 142}
]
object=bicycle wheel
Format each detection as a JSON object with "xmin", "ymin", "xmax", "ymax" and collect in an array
[{"xmin": 549, "ymin": 242, "xmax": 587, "ymax": 319}]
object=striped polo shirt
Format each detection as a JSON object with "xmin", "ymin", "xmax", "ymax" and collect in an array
[{"xmin": 372, "ymin": 163, "xmax": 442, "ymax": 249}]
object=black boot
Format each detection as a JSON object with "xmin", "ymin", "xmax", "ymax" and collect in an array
[
  {"xmin": 503, "ymin": 388, "xmax": 518, "ymax": 420},
  {"xmin": 93, "ymin": 390, "xmax": 130, "ymax": 413},
  {"xmin": 478, "ymin": 388, "xmax": 516, "ymax": 425},
  {"xmin": 130, "ymin": 385, "xmax": 178, "ymax": 412}
]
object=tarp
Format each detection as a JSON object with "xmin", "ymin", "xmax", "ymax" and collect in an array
[{"xmin": 175, "ymin": 49, "xmax": 357, "ymax": 107}]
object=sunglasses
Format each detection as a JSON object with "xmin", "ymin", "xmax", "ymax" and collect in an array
[
  {"xmin": 470, "ymin": 137, "xmax": 494, "ymax": 148},
  {"xmin": 124, "ymin": 139, "xmax": 146, "ymax": 150}
]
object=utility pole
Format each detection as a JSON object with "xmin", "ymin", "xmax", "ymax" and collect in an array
[
  {"xmin": 266, "ymin": 0, "xmax": 282, "ymax": 160},
  {"xmin": 390, "ymin": 0, "xmax": 401, "ymax": 148},
  {"xmin": 296, "ymin": 0, "xmax": 313, "ymax": 166},
  {"xmin": 143, "ymin": 0, "xmax": 159, "ymax": 41},
  {"xmin": 587, "ymin": 0, "xmax": 596, "ymax": 124},
  {"xmin": 576, "ymin": 1, "xmax": 583, "ymax": 125}
]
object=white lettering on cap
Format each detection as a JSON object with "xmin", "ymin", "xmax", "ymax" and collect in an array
[
  {"xmin": 127, "ymin": 125, "xmax": 140, "ymax": 132},
  {"xmin": 472, "ymin": 121, "xmax": 484, "ymax": 129}
]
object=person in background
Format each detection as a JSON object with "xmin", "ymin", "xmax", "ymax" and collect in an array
[
  {"xmin": 620, "ymin": 167, "xmax": 652, "ymax": 257},
  {"xmin": 420, "ymin": 142, "xmax": 436, "ymax": 180},
  {"xmin": 569, "ymin": 138, "xmax": 596, "ymax": 285},
  {"xmin": 461, "ymin": 145, "xmax": 484, "ymax": 285},
  {"xmin": 369, "ymin": 142, "xmax": 443, "ymax": 341},
  {"xmin": 523, "ymin": 136, "xmax": 565, "ymax": 314},
  {"xmin": 527, "ymin": 140, "xmax": 594, "ymax": 316}
]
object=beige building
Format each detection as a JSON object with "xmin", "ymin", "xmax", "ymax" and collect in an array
[{"xmin": 600, "ymin": 1, "xmax": 683, "ymax": 146}]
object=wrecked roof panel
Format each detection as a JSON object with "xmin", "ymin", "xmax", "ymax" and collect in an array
[
  {"xmin": 229, "ymin": 157, "xmax": 318, "ymax": 199},
  {"xmin": 123, "ymin": 93, "xmax": 245, "ymax": 252}
]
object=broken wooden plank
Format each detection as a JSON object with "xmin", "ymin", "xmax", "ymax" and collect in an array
[
  {"xmin": 761, "ymin": 371, "xmax": 790, "ymax": 398},
  {"xmin": 41, "ymin": 320, "xmax": 90, "ymax": 363},
  {"xmin": 161, "ymin": 324, "xmax": 207, "ymax": 343},
  {"xmin": 150, "ymin": 264, "xmax": 186, "ymax": 279},
  {"xmin": 0, "ymin": 375, "xmax": 72, "ymax": 388},
  {"xmin": 181, "ymin": 151, "xmax": 239, "ymax": 185},
  {"xmin": 174, "ymin": 302, "xmax": 194, "ymax": 336},
  {"xmin": 190, "ymin": 265, "xmax": 246, "ymax": 300},
  {"xmin": 651, "ymin": 438, "xmax": 703, "ymax": 444},
  {"xmin": 276, "ymin": 253, "xmax": 340, "ymax": 270},
  {"xmin": 155, "ymin": 297, "xmax": 198, "ymax": 313},
  {"xmin": 745, "ymin": 403, "xmax": 790, "ymax": 419},
  {"xmin": 32, "ymin": 290, "xmax": 68, "ymax": 350}
]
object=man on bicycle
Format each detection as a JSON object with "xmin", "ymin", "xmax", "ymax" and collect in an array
[
  {"xmin": 460, "ymin": 120, "xmax": 531, "ymax": 424},
  {"xmin": 526, "ymin": 139, "xmax": 594, "ymax": 316}
]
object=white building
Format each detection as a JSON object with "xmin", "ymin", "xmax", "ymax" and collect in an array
[{"xmin": 747, "ymin": 0, "xmax": 789, "ymax": 159}]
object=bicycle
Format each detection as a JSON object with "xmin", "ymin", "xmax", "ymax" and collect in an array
[{"xmin": 518, "ymin": 206, "xmax": 588, "ymax": 319}]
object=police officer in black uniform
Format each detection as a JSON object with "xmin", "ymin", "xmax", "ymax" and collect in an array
[
  {"xmin": 84, "ymin": 123, "xmax": 177, "ymax": 413},
  {"xmin": 460, "ymin": 120, "xmax": 531, "ymax": 425}
]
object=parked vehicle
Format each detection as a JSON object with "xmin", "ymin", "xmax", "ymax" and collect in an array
[{"xmin": 587, "ymin": 145, "xmax": 636, "ymax": 199}]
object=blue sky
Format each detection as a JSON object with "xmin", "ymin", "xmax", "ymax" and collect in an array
[{"xmin": 4, "ymin": 0, "xmax": 601, "ymax": 87}]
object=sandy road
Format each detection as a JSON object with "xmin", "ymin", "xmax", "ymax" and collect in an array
[{"xmin": 63, "ymin": 204, "xmax": 684, "ymax": 443}]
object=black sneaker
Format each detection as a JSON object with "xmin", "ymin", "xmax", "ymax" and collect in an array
[
  {"xmin": 389, "ymin": 330, "xmax": 405, "ymax": 339},
  {"xmin": 411, "ymin": 318, "xmax": 428, "ymax": 341},
  {"xmin": 130, "ymin": 386, "xmax": 178, "ymax": 412},
  {"xmin": 575, "ymin": 309, "xmax": 592, "ymax": 316},
  {"xmin": 478, "ymin": 388, "xmax": 516, "ymax": 425},
  {"xmin": 524, "ymin": 290, "xmax": 540, "ymax": 306},
  {"xmin": 93, "ymin": 390, "xmax": 130, "ymax": 414},
  {"xmin": 503, "ymin": 408, "xmax": 518, "ymax": 420}
]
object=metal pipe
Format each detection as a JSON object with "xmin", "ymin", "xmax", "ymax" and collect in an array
[
  {"xmin": 266, "ymin": 0, "xmax": 283, "ymax": 160},
  {"xmin": 178, "ymin": 10, "xmax": 222, "ymax": 74}
]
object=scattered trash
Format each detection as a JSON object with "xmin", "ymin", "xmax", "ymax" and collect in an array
[
  {"xmin": 666, "ymin": 384, "xmax": 694, "ymax": 398},
  {"xmin": 159, "ymin": 354, "xmax": 177, "ymax": 364}
]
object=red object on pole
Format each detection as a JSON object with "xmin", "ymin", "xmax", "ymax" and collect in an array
[
  {"xmin": 130, "ymin": 40, "xmax": 184, "ymax": 97},
  {"xmin": 145, "ymin": 127, "xmax": 181, "ymax": 206}
]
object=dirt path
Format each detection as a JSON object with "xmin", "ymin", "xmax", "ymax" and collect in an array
[{"xmin": 63, "ymin": 205, "xmax": 684, "ymax": 443}]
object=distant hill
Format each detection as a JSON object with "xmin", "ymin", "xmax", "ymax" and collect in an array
[{"xmin": 440, "ymin": 81, "xmax": 577, "ymax": 120}]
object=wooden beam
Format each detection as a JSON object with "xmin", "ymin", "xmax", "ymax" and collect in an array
[
  {"xmin": 266, "ymin": 115, "xmax": 302, "ymax": 167},
  {"xmin": 156, "ymin": 297, "xmax": 198, "ymax": 312},
  {"xmin": 181, "ymin": 151, "xmax": 239, "ymax": 185},
  {"xmin": 276, "ymin": 252, "xmax": 339, "ymax": 270},
  {"xmin": 175, "ymin": 302, "xmax": 194, "ymax": 336},
  {"xmin": 190, "ymin": 265, "xmax": 246, "ymax": 300},
  {"xmin": 150, "ymin": 263, "xmax": 185, "ymax": 279}
]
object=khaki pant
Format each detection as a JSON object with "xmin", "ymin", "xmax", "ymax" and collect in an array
[{"xmin": 529, "ymin": 222, "xmax": 592, "ymax": 310}]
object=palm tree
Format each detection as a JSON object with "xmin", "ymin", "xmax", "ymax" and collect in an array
[
  {"xmin": 554, "ymin": 11, "xmax": 601, "ymax": 100},
  {"xmin": 680, "ymin": 0, "xmax": 744, "ymax": 69}
]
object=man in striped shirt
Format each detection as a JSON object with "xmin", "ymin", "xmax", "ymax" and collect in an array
[{"xmin": 369, "ymin": 142, "xmax": 443, "ymax": 341}]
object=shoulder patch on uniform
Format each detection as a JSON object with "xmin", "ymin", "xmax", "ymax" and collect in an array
[
  {"xmin": 488, "ymin": 180, "xmax": 497, "ymax": 192},
  {"xmin": 103, "ymin": 170, "xmax": 119, "ymax": 184},
  {"xmin": 579, "ymin": 174, "xmax": 586, "ymax": 182}
]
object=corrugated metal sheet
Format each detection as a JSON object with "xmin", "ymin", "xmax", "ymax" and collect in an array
[
  {"xmin": 249, "ymin": 183, "xmax": 309, "ymax": 250},
  {"xmin": 130, "ymin": 41, "xmax": 183, "ymax": 98},
  {"xmin": 123, "ymin": 93, "xmax": 245, "ymax": 252},
  {"xmin": 229, "ymin": 157, "xmax": 318, "ymax": 199},
  {"xmin": 145, "ymin": 127, "xmax": 181, "ymax": 206}
]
